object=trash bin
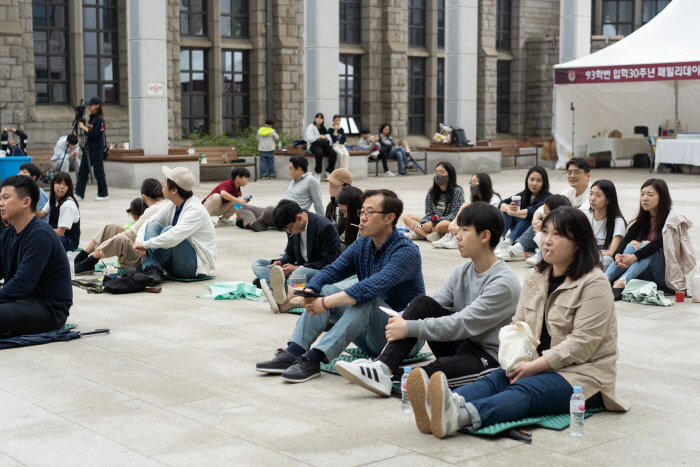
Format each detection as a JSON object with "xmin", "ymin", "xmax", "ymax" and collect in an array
[{"xmin": 0, "ymin": 156, "xmax": 33, "ymax": 181}]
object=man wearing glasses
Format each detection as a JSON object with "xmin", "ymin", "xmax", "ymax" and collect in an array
[
  {"xmin": 257, "ymin": 189, "xmax": 426, "ymax": 383},
  {"xmin": 251, "ymin": 199, "xmax": 342, "ymax": 291}
]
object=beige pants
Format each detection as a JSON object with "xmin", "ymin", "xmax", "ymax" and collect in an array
[
  {"xmin": 333, "ymin": 145, "xmax": 350, "ymax": 170},
  {"xmin": 203, "ymin": 194, "xmax": 238, "ymax": 218},
  {"xmin": 92, "ymin": 223, "xmax": 142, "ymax": 270}
]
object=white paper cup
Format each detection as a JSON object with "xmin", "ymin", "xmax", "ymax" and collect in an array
[{"xmin": 511, "ymin": 195, "xmax": 522, "ymax": 207}]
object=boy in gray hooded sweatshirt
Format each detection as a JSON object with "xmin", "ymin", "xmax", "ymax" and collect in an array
[{"xmin": 336, "ymin": 201, "xmax": 521, "ymax": 396}]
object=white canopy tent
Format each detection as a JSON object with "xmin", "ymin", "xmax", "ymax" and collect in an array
[{"xmin": 553, "ymin": 0, "xmax": 700, "ymax": 168}]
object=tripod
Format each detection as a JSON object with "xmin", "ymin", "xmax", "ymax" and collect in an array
[{"xmin": 71, "ymin": 113, "xmax": 94, "ymax": 183}]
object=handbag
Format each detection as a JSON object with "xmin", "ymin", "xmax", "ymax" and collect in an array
[
  {"xmin": 39, "ymin": 167, "xmax": 55, "ymax": 184},
  {"xmin": 498, "ymin": 321, "xmax": 540, "ymax": 372},
  {"xmin": 103, "ymin": 125, "xmax": 109, "ymax": 160}
]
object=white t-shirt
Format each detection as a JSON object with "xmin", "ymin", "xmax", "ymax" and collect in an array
[
  {"xmin": 584, "ymin": 210, "xmax": 626, "ymax": 248},
  {"xmin": 488, "ymin": 194, "xmax": 502, "ymax": 208},
  {"xmin": 41, "ymin": 197, "xmax": 80, "ymax": 228},
  {"xmin": 536, "ymin": 183, "xmax": 591, "ymax": 215}
]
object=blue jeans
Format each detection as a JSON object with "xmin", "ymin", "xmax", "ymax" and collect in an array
[
  {"xmin": 453, "ymin": 369, "xmax": 604, "ymax": 431},
  {"xmin": 251, "ymin": 259, "xmax": 320, "ymax": 284},
  {"xmin": 142, "ymin": 222, "xmax": 198, "ymax": 278},
  {"xmin": 389, "ymin": 146, "xmax": 408, "ymax": 174},
  {"xmin": 260, "ymin": 151, "xmax": 274, "ymax": 177},
  {"xmin": 605, "ymin": 243, "xmax": 666, "ymax": 287},
  {"xmin": 516, "ymin": 225, "xmax": 537, "ymax": 251},
  {"xmin": 288, "ymin": 284, "xmax": 423, "ymax": 361},
  {"xmin": 502, "ymin": 213, "xmax": 531, "ymax": 242}
]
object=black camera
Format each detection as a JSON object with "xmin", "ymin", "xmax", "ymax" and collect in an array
[{"xmin": 74, "ymin": 99, "xmax": 86, "ymax": 121}]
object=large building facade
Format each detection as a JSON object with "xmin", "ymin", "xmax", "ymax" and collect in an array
[{"xmin": 0, "ymin": 0, "xmax": 671, "ymax": 149}]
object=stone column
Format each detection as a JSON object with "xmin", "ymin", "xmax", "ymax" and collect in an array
[
  {"xmin": 128, "ymin": 0, "xmax": 169, "ymax": 154},
  {"xmin": 304, "ymin": 0, "xmax": 339, "ymax": 124},
  {"xmin": 361, "ymin": 0, "xmax": 384, "ymax": 134},
  {"xmin": 381, "ymin": 0, "xmax": 408, "ymax": 138},
  {"xmin": 209, "ymin": 0, "xmax": 223, "ymax": 135},
  {"xmin": 559, "ymin": 0, "xmax": 591, "ymax": 63},
  {"xmin": 272, "ymin": 0, "xmax": 304, "ymax": 136},
  {"xmin": 425, "ymin": 0, "xmax": 438, "ymax": 136},
  {"xmin": 445, "ymin": 0, "xmax": 478, "ymax": 141},
  {"xmin": 68, "ymin": 1, "xmax": 84, "ymax": 108},
  {"xmin": 477, "ymin": 0, "xmax": 497, "ymax": 140}
]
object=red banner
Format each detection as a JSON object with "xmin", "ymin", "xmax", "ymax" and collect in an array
[{"xmin": 555, "ymin": 61, "xmax": 700, "ymax": 85}]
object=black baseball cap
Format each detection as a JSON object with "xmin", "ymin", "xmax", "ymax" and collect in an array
[{"xmin": 87, "ymin": 96, "xmax": 102, "ymax": 106}]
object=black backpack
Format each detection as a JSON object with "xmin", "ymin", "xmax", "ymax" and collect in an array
[{"xmin": 451, "ymin": 128, "xmax": 470, "ymax": 147}]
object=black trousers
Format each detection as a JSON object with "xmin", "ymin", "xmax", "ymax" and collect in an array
[
  {"xmin": 378, "ymin": 145, "xmax": 391, "ymax": 172},
  {"xmin": 378, "ymin": 295, "xmax": 500, "ymax": 389},
  {"xmin": 0, "ymin": 298, "xmax": 66, "ymax": 338},
  {"xmin": 75, "ymin": 148, "xmax": 109, "ymax": 198},
  {"xmin": 311, "ymin": 141, "xmax": 337, "ymax": 174}
]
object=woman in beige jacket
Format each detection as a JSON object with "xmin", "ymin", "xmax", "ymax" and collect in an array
[{"xmin": 407, "ymin": 207, "xmax": 630, "ymax": 439}]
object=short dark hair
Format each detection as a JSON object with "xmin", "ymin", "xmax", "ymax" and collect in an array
[
  {"xmin": 289, "ymin": 155, "xmax": 308, "ymax": 172},
  {"xmin": 19, "ymin": 163, "xmax": 42, "ymax": 181},
  {"xmin": 66, "ymin": 134, "xmax": 78, "ymax": 145},
  {"xmin": 265, "ymin": 119, "xmax": 274, "ymax": 125},
  {"xmin": 544, "ymin": 194, "xmax": 572, "ymax": 211},
  {"xmin": 231, "ymin": 167, "xmax": 250, "ymax": 180},
  {"xmin": 535, "ymin": 207, "xmax": 601, "ymax": 280},
  {"xmin": 360, "ymin": 127, "xmax": 370, "ymax": 134},
  {"xmin": 165, "ymin": 178, "xmax": 194, "ymax": 200},
  {"xmin": 360, "ymin": 189, "xmax": 403, "ymax": 227},
  {"xmin": 2, "ymin": 175, "xmax": 40, "ymax": 211},
  {"xmin": 566, "ymin": 157, "xmax": 591, "ymax": 173},
  {"xmin": 273, "ymin": 199, "xmax": 303, "ymax": 231},
  {"xmin": 456, "ymin": 201, "xmax": 504, "ymax": 249}
]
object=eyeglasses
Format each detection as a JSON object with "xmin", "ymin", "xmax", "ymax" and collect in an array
[
  {"xmin": 566, "ymin": 170, "xmax": 584, "ymax": 176},
  {"xmin": 357, "ymin": 210, "xmax": 389, "ymax": 218},
  {"xmin": 283, "ymin": 222, "xmax": 296, "ymax": 234}
]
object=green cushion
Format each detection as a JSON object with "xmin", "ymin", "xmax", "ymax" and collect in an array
[
  {"xmin": 320, "ymin": 348, "xmax": 433, "ymax": 375},
  {"xmin": 465, "ymin": 408, "xmax": 605, "ymax": 436},
  {"xmin": 164, "ymin": 274, "xmax": 215, "ymax": 282},
  {"xmin": 285, "ymin": 307, "xmax": 306, "ymax": 315}
]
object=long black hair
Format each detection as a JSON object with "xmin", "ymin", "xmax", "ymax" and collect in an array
[
  {"xmin": 471, "ymin": 172, "xmax": 501, "ymax": 204},
  {"xmin": 431, "ymin": 161, "xmax": 460, "ymax": 207},
  {"xmin": 535, "ymin": 207, "xmax": 601, "ymax": 280},
  {"xmin": 313, "ymin": 112, "xmax": 327, "ymax": 134},
  {"xmin": 50, "ymin": 171, "xmax": 78, "ymax": 210},
  {"xmin": 590, "ymin": 180, "xmax": 626, "ymax": 249},
  {"xmin": 633, "ymin": 178, "xmax": 671, "ymax": 241},
  {"xmin": 521, "ymin": 166, "xmax": 550, "ymax": 209},
  {"xmin": 337, "ymin": 186, "xmax": 363, "ymax": 247}
]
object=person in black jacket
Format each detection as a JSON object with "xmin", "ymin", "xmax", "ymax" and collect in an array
[
  {"xmin": 75, "ymin": 96, "xmax": 109, "ymax": 201},
  {"xmin": 0, "ymin": 175, "xmax": 72, "ymax": 336},
  {"xmin": 251, "ymin": 199, "xmax": 342, "ymax": 288},
  {"xmin": 1, "ymin": 127, "xmax": 28, "ymax": 157}
]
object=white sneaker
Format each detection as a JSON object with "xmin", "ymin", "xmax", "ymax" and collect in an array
[
  {"xmin": 335, "ymin": 359, "xmax": 393, "ymax": 397},
  {"xmin": 426, "ymin": 232, "xmax": 442, "ymax": 243},
  {"xmin": 406, "ymin": 368, "xmax": 432, "ymax": 434},
  {"xmin": 313, "ymin": 172, "xmax": 322, "ymax": 181},
  {"xmin": 75, "ymin": 195, "xmax": 84, "ymax": 201},
  {"xmin": 217, "ymin": 217, "xmax": 233, "ymax": 227},
  {"xmin": 442, "ymin": 236, "xmax": 459, "ymax": 249},
  {"xmin": 95, "ymin": 196, "xmax": 109, "ymax": 201},
  {"xmin": 495, "ymin": 239, "xmax": 511, "ymax": 252},
  {"xmin": 432, "ymin": 232, "xmax": 453, "ymax": 248},
  {"xmin": 324, "ymin": 171, "xmax": 331, "ymax": 179},
  {"xmin": 269, "ymin": 266, "xmax": 287, "ymax": 304},
  {"xmin": 260, "ymin": 281, "xmax": 280, "ymax": 313},
  {"xmin": 385, "ymin": 171, "xmax": 396, "ymax": 177},
  {"xmin": 370, "ymin": 151, "xmax": 379, "ymax": 159},
  {"xmin": 429, "ymin": 372, "xmax": 463, "ymax": 439},
  {"xmin": 405, "ymin": 230, "xmax": 423, "ymax": 240},
  {"xmin": 525, "ymin": 254, "xmax": 538, "ymax": 266},
  {"xmin": 497, "ymin": 244, "xmax": 526, "ymax": 262}
]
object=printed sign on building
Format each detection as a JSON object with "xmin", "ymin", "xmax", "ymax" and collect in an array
[{"xmin": 555, "ymin": 62, "xmax": 700, "ymax": 85}]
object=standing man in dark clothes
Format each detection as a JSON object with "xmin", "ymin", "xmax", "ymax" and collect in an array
[{"xmin": 0, "ymin": 175, "xmax": 72, "ymax": 336}]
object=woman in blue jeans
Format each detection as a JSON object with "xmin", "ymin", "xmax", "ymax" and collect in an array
[
  {"xmin": 605, "ymin": 178, "xmax": 672, "ymax": 300},
  {"xmin": 406, "ymin": 207, "xmax": 630, "ymax": 438}
]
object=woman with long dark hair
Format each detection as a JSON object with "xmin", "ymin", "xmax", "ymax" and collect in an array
[
  {"xmin": 407, "ymin": 207, "xmax": 629, "ymax": 439},
  {"xmin": 375, "ymin": 123, "xmax": 412, "ymax": 177},
  {"xmin": 35, "ymin": 172, "xmax": 81, "ymax": 252},
  {"xmin": 305, "ymin": 113, "xmax": 337, "ymax": 180},
  {"xmin": 403, "ymin": 161, "xmax": 464, "ymax": 242},
  {"xmin": 329, "ymin": 115, "xmax": 350, "ymax": 170},
  {"xmin": 336, "ymin": 186, "xmax": 363, "ymax": 249},
  {"xmin": 75, "ymin": 96, "xmax": 108, "ymax": 200},
  {"xmin": 498, "ymin": 166, "xmax": 551, "ymax": 251},
  {"xmin": 585, "ymin": 180, "xmax": 626, "ymax": 270},
  {"xmin": 605, "ymin": 178, "xmax": 694, "ymax": 298},
  {"xmin": 323, "ymin": 169, "xmax": 352, "ymax": 240}
]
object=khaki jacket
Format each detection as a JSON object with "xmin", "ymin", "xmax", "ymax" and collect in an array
[
  {"xmin": 514, "ymin": 267, "xmax": 630, "ymax": 411},
  {"xmin": 663, "ymin": 209, "xmax": 696, "ymax": 291}
]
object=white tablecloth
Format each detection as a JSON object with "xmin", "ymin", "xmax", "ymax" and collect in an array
[
  {"xmin": 586, "ymin": 137, "xmax": 651, "ymax": 163},
  {"xmin": 655, "ymin": 139, "xmax": 700, "ymax": 166}
]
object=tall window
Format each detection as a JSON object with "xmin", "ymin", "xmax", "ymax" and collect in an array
[
  {"xmin": 496, "ymin": 0, "xmax": 512, "ymax": 51},
  {"xmin": 32, "ymin": 0, "xmax": 69, "ymax": 103},
  {"xmin": 180, "ymin": 0, "xmax": 207, "ymax": 36},
  {"xmin": 180, "ymin": 49, "xmax": 208, "ymax": 136},
  {"xmin": 642, "ymin": 0, "xmax": 670, "ymax": 24},
  {"xmin": 83, "ymin": 0, "xmax": 118, "ymax": 104},
  {"xmin": 437, "ymin": 58, "xmax": 444, "ymax": 129},
  {"xmin": 496, "ymin": 60, "xmax": 511, "ymax": 134},
  {"xmin": 408, "ymin": 0, "xmax": 426, "ymax": 48},
  {"xmin": 338, "ymin": 55, "xmax": 361, "ymax": 134},
  {"xmin": 437, "ymin": 0, "xmax": 445, "ymax": 49},
  {"xmin": 222, "ymin": 50, "xmax": 250, "ymax": 136},
  {"xmin": 408, "ymin": 57, "xmax": 426, "ymax": 134},
  {"xmin": 221, "ymin": 0, "xmax": 249, "ymax": 38},
  {"xmin": 602, "ymin": 0, "xmax": 634, "ymax": 36},
  {"xmin": 339, "ymin": 0, "xmax": 361, "ymax": 44}
]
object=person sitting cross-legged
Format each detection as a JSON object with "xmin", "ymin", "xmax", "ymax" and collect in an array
[
  {"xmin": 335, "ymin": 202, "xmax": 521, "ymax": 398},
  {"xmin": 252, "ymin": 199, "xmax": 342, "ymax": 292},
  {"xmin": 132, "ymin": 166, "xmax": 217, "ymax": 282},
  {"xmin": 256, "ymin": 189, "xmax": 426, "ymax": 383},
  {"xmin": 0, "ymin": 175, "xmax": 72, "ymax": 336}
]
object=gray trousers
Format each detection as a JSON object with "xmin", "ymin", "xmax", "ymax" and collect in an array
[{"xmin": 237, "ymin": 204, "xmax": 274, "ymax": 227}]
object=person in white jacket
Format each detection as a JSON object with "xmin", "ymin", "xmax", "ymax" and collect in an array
[{"xmin": 133, "ymin": 166, "xmax": 217, "ymax": 281}]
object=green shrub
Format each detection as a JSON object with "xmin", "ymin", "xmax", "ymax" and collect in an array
[{"xmin": 187, "ymin": 126, "xmax": 302, "ymax": 155}]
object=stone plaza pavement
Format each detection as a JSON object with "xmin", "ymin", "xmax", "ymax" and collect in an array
[{"xmin": 0, "ymin": 167, "xmax": 699, "ymax": 466}]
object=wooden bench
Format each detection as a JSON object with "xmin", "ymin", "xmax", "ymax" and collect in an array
[
  {"xmin": 104, "ymin": 151, "xmax": 200, "ymax": 189},
  {"xmin": 368, "ymin": 149, "xmax": 428, "ymax": 177},
  {"xmin": 199, "ymin": 155, "xmax": 258, "ymax": 182},
  {"xmin": 483, "ymin": 140, "xmax": 537, "ymax": 168},
  {"xmin": 26, "ymin": 149, "xmax": 56, "ymax": 172}
]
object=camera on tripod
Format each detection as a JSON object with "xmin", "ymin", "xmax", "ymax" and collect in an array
[{"xmin": 74, "ymin": 99, "xmax": 86, "ymax": 122}]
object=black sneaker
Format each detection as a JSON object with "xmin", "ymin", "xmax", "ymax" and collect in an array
[
  {"xmin": 256, "ymin": 348, "xmax": 297, "ymax": 374},
  {"xmin": 280, "ymin": 355, "xmax": 321, "ymax": 383},
  {"xmin": 252, "ymin": 277, "xmax": 261, "ymax": 288},
  {"xmin": 249, "ymin": 221, "xmax": 268, "ymax": 232},
  {"xmin": 74, "ymin": 250, "xmax": 89, "ymax": 264},
  {"xmin": 143, "ymin": 264, "xmax": 166, "ymax": 284},
  {"xmin": 75, "ymin": 255, "xmax": 99, "ymax": 275}
]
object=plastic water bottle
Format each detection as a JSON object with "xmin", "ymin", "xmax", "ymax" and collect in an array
[
  {"xmin": 67, "ymin": 251, "xmax": 75, "ymax": 280},
  {"xmin": 570, "ymin": 386, "xmax": 585, "ymax": 436},
  {"xmin": 401, "ymin": 366, "xmax": 413, "ymax": 413}
]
